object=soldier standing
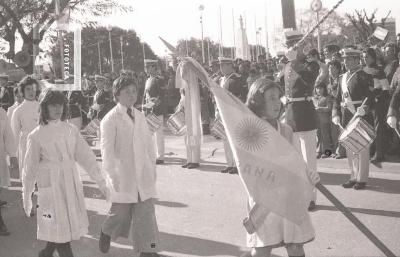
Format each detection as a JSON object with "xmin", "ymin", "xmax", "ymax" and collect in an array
[
  {"xmin": 281, "ymin": 31, "xmax": 319, "ymax": 210},
  {"xmin": 332, "ymin": 48, "xmax": 374, "ymax": 190},
  {"xmin": 144, "ymin": 59, "xmax": 166, "ymax": 165}
]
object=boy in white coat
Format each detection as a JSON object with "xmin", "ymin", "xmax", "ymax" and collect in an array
[{"xmin": 99, "ymin": 75, "xmax": 160, "ymax": 257}]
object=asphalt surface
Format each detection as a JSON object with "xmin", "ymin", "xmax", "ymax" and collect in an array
[{"xmin": 0, "ymin": 133, "xmax": 399, "ymax": 257}]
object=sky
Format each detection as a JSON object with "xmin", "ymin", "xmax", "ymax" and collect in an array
[{"xmin": 100, "ymin": 0, "xmax": 400, "ymax": 56}]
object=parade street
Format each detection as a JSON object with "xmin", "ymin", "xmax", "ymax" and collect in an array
[{"xmin": 1, "ymin": 133, "xmax": 400, "ymax": 257}]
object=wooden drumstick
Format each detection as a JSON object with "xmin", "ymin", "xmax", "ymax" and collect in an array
[{"xmin": 395, "ymin": 128, "xmax": 400, "ymax": 139}]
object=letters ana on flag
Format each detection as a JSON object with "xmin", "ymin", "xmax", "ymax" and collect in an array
[{"xmin": 179, "ymin": 57, "xmax": 313, "ymax": 225}]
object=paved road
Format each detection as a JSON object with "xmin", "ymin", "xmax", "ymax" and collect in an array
[{"xmin": 1, "ymin": 134, "xmax": 399, "ymax": 257}]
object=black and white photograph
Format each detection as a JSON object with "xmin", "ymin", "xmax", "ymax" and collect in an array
[{"xmin": 1, "ymin": 0, "xmax": 400, "ymax": 256}]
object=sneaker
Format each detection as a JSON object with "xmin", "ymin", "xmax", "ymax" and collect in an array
[
  {"xmin": 353, "ymin": 182, "xmax": 366, "ymax": 190},
  {"xmin": 99, "ymin": 230, "xmax": 111, "ymax": 253},
  {"xmin": 228, "ymin": 167, "xmax": 239, "ymax": 174},
  {"xmin": 342, "ymin": 180, "xmax": 356, "ymax": 188}
]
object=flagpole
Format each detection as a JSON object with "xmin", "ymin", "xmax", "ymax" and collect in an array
[
  {"xmin": 97, "ymin": 42, "xmax": 102, "ymax": 74},
  {"xmin": 254, "ymin": 14, "xmax": 258, "ymax": 62},
  {"xmin": 120, "ymin": 35, "xmax": 124, "ymax": 70},
  {"xmin": 207, "ymin": 40, "xmax": 211, "ymax": 66},
  {"xmin": 219, "ymin": 6, "xmax": 223, "ymax": 57},
  {"xmin": 265, "ymin": 1, "xmax": 269, "ymax": 56},
  {"xmin": 232, "ymin": 9, "xmax": 235, "ymax": 59}
]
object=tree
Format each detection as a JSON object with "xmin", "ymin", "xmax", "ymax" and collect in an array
[
  {"xmin": 0, "ymin": 0, "xmax": 133, "ymax": 74},
  {"xmin": 48, "ymin": 26, "xmax": 157, "ymax": 77},
  {"xmin": 346, "ymin": 9, "xmax": 391, "ymax": 46}
]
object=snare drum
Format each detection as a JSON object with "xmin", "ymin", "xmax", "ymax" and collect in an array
[
  {"xmin": 146, "ymin": 113, "xmax": 163, "ymax": 133},
  {"xmin": 339, "ymin": 117, "xmax": 376, "ymax": 153},
  {"xmin": 211, "ymin": 118, "xmax": 226, "ymax": 139},
  {"xmin": 167, "ymin": 111, "xmax": 186, "ymax": 136}
]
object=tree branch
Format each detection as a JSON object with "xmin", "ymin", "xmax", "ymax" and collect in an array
[{"xmin": 0, "ymin": 1, "xmax": 29, "ymax": 41}]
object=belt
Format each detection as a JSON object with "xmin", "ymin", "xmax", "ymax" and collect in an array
[
  {"xmin": 340, "ymin": 100, "xmax": 362, "ymax": 107},
  {"xmin": 286, "ymin": 96, "xmax": 312, "ymax": 103}
]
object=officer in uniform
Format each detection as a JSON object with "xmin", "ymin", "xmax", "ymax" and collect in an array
[
  {"xmin": 218, "ymin": 57, "xmax": 246, "ymax": 174},
  {"xmin": 0, "ymin": 74, "xmax": 13, "ymax": 111},
  {"xmin": 281, "ymin": 30, "xmax": 319, "ymax": 210},
  {"xmin": 332, "ymin": 48, "xmax": 374, "ymax": 190},
  {"xmin": 144, "ymin": 59, "xmax": 166, "ymax": 165},
  {"xmin": 387, "ymin": 56, "xmax": 400, "ymax": 138}
]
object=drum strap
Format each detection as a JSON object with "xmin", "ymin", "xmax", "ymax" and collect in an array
[{"xmin": 341, "ymin": 69, "xmax": 361, "ymax": 114}]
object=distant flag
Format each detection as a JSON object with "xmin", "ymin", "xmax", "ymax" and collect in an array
[
  {"xmin": 235, "ymin": 16, "xmax": 251, "ymax": 61},
  {"xmin": 158, "ymin": 37, "xmax": 178, "ymax": 55},
  {"xmin": 179, "ymin": 57, "xmax": 313, "ymax": 225}
]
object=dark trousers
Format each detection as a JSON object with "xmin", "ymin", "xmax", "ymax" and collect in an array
[
  {"xmin": 317, "ymin": 121, "xmax": 333, "ymax": 154},
  {"xmin": 371, "ymin": 91, "xmax": 390, "ymax": 158},
  {"xmin": 40, "ymin": 242, "xmax": 73, "ymax": 257},
  {"xmin": 0, "ymin": 209, "xmax": 5, "ymax": 227}
]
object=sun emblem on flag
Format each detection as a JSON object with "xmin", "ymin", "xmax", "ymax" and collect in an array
[{"xmin": 235, "ymin": 117, "xmax": 269, "ymax": 152}]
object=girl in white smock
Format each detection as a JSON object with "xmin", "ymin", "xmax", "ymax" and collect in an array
[{"xmin": 22, "ymin": 89, "xmax": 107, "ymax": 257}]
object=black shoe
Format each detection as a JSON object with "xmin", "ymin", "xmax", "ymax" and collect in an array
[
  {"xmin": 335, "ymin": 154, "xmax": 345, "ymax": 159},
  {"xmin": 221, "ymin": 167, "xmax": 230, "ymax": 173},
  {"xmin": 156, "ymin": 159, "xmax": 164, "ymax": 165},
  {"xmin": 228, "ymin": 167, "xmax": 239, "ymax": 174},
  {"xmin": 99, "ymin": 230, "xmax": 111, "ymax": 253},
  {"xmin": 181, "ymin": 163, "xmax": 189, "ymax": 168},
  {"xmin": 187, "ymin": 163, "xmax": 200, "ymax": 169},
  {"xmin": 316, "ymin": 152, "xmax": 322, "ymax": 159},
  {"xmin": 0, "ymin": 225, "xmax": 10, "ymax": 236},
  {"xmin": 353, "ymin": 182, "xmax": 366, "ymax": 190},
  {"xmin": 0, "ymin": 200, "xmax": 7, "ymax": 207},
  {"xmin": 342, "ymin": 180, "xmax": 356, "ymax": 188},
  {"xmin": 308, "ymin": 201, "xmax": 316, "ymax": 211}
]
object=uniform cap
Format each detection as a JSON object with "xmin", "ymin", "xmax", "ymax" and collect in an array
[
  {"xmin": 218, "ymin": 57, "xmax": 234, "ymax": 64},
  {"xmin": 341, "ymin": 48, "xmax": 362, "ymax": 58},
  {"xmin": 284, "ymin": 30, "xmax": 303, "ymax": 45}
]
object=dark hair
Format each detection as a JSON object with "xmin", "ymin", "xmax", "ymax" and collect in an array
[
  {"xmin": 363, "ymin": 47, "xmax": 377, "ymax": 63},
  {"xmin": 328, "ymin": 60, "xmax": 342, "ymax": 74},
  {"xmin": 112, "ymin": 75, "xmax": 136, "ymax": 102},
  {"xmin": 18, "ymin": 76, "xmax": 39, "ymax": 98},
  {"xmin": 308, "ymin": 48, "xmax": 319, "ymax": 57},
  {"xmin": 39, "ymin": 89, "xmax": 68, "ymax": 125},
  {"xmin": 315, "ymin": 83, "xmax": 328, "ymax": 96},
  {"xmin": 13, "ymin": 86, "xmax": 20, "ymax": 95},
  {"xmin": 246, "ymin": 78, "xmax": 283, "ymax": 118}
]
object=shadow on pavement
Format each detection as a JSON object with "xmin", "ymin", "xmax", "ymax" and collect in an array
[
  {"xmin": 315, "ymin": 204, "xmax": 400, "ymax": 218},
  {"xmin": 155, "ymin": 199, "xmax": 188, "ymax": 208},
  {"xmin": 319, "ymin": 172, "xmax": 400, "ymax": 194}
]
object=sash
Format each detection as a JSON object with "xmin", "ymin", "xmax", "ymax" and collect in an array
[{"xmin": 341, "ymin": 69, "xmax": 360, "ymax": 114}]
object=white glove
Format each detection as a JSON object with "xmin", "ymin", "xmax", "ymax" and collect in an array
[
  {"xmin": 22, "ymin": 192, "xmax": 33, "ymax": 217},
  {"xmin": 356, "ymin": 106, "xmax": 366, "ymax": 117},
  {"xmin": 307, "ymin": 169, "xmax": 321, "ymax": 186},
  {"xmin": 387, "ymin": 116, "xmax": 397, "ymax": 129},
  {"xmin": 109, "ymin": 174, "xmax": 120, "ymax": 192},
  {"xmin": 332, "ymin": 116, "xmax": 341, "ymax": 126}
]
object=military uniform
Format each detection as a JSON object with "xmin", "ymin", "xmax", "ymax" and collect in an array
[
  {"xmin": 363, "ymin": 66, "xmax": 390, "ymax": 161},
  {"xmin": 332, "ymin": 49, "xmax": 374, "ymax": 187},
  {"xmin": 144, "ymin": 59, "xmax": 166, "ymax": 163},
  {"xmin": 282, "ymin": 30, "xmax": 319, "ymax": 206},
  {"xmin": 388, "ymin": 66, "xmax": 400, "ymax": 118}
]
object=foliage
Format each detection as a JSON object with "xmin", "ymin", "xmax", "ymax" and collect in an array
[{"xmin": 0, "ymin": 0, "xmax": 133, "ymax": 74}]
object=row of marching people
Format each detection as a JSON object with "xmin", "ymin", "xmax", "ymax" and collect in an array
[{"xmin": 0, "ymin": 75, "xmax": 161, "ymax": 257}]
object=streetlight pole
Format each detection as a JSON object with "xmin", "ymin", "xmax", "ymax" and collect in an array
[
  {"xmin": 120, "ymin": 35, "xmax": 124, "ymax": 70},
  {"xmin": 199, "ymin": 5, "xmax": 205, "ymax": 64},
  {"xmin": 97, "ymin": 41, "xmax": 102, "ymax": 74},
  {"xmin": 107, "ymin": 26, "xmax": 114, "ymax": 74}
]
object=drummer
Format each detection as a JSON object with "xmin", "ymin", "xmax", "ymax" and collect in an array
[{"xmin": 332, "ymin": 48, "xmax": 375, "ymax": 190}]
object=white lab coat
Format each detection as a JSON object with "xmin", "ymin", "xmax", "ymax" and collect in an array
[
  {"xmin": 22, "ymin": 121, "xmax": 106, "ymax": 243},
  {"xmin": 10, "ymin": 100, "xmax": 40, "ymax": 178},
  {"xmin": 100, "ymin": 103, "xmax": 157, "ymax": 203},
  {"xmin": 0, "ymin": 108, "xmax": 16, "ymax": 187},
  {"xmin": 7, "ymin": 102, "xmax": 19, "ymax": 121}
]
